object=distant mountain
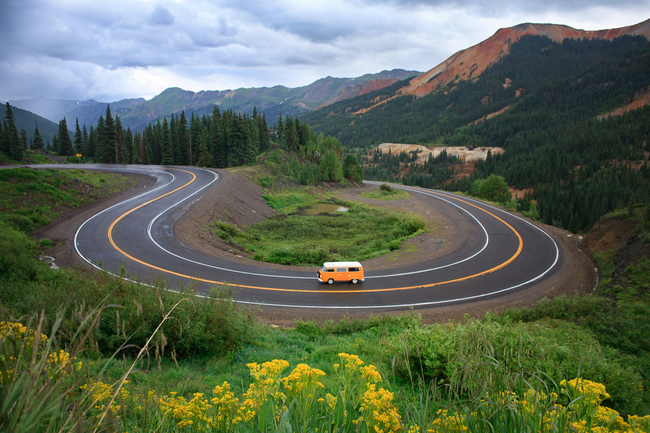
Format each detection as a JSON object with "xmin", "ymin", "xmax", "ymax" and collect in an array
[
  {"xmin": 9, "ymin": 69, "xmax": 419, "ymax": 132},
  {"xmin": 301, "ymin": 19, "xmax": 650, "ymax": 235},
  {"xmin": 356, "ymin": 19, "xmax": 650, "ymax": 113},
  {"xmin": 304, "ymin": 19, "xmax": 650, "ymax": 147},
  {"xmin": 0, "ymin": 103, "xmax": 59, "ymax": 146},
  {"xmin": 8, "ymin": 97, "xmax": 146, "ymax": 132}
]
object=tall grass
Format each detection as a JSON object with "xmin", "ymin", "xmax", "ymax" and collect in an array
[
  {"xmin": 0, "ymin": 221, "xmax": 259, "ymax": 361},
  {"xmin": 3, "ymin": 314, "xmax": 649, "ymax": 432}
]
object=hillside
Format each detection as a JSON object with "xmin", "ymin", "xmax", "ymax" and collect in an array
[
  {"xmin": 0, "ymin": 103, "xmax": 59, "ymax": 146},
  {"xmin": 303, "ymin": 21, "xmax": 650, "ymax": 233},
  {"xmin": 401, "ymin": 19, "xmax": 650, "ymax": 100},
  {"xmin": 9, "ymin": 69, "xmax": 419, "ymax": 132}
]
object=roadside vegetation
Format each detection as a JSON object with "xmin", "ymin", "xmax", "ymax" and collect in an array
[
  {"xmin": 210, "ymin": 191, "xmax": 426, "ymax": 265},
  {"xmin": 359, "ymin": 183, "xmax": 411, "ymax": 201},
  {"xmin": 0, "ymin": 167, "xmax": 135, "ymax": 232},
  {"xmin": 1, "ymin": 165, "xmax": 650, "ymax": 431}
]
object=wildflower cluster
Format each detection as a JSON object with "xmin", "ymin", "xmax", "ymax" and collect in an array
[
  {"xmin": 149, "ymin": 354, "xmax": 404, "ymax": 432},
  {"xmin": 82, "ymin": 380, "xmax": 131, "ymax": 414},
  {"xmin": 426, "ymin": 379, "xmax": 650, "ymax": 432},
  {"xmin": 334, "ymin": 353, "xmax": 403, "ymax": 433},
  {"xmin": 0, "ymin": 321, "xmax": 80, "ymax": 382},
  {"xmin": 0, "ymin": 321, "xmax": 48, "ymax": 345},
  {"xmin": 159, "ymin": 391, "xmax": 212, "ymax": 429}
]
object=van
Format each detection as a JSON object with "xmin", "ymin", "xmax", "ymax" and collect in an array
[{"xmin": 318, "ymin": 261, "xmax": 364, "ymax": 284}]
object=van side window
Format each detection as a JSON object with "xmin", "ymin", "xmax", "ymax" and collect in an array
[
  {"xmin": 326, "ymin": 269, "xmax": 334, "ymax": 273},
  {"xmin": 336, "ymin": 268, "xmax": 346, "ymax": 272},
  {"xmin": 348, "ymin": 267, "xmax": 359, "ymax": 272}
]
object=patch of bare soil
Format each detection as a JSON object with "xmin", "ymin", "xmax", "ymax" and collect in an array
[{"xmin": 583, "ymin": 214, "xmax": 650, "ymax": 287}]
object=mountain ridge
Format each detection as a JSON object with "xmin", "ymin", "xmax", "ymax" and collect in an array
[
  {"xmin": 9, "ymin": 69, "xmax": 419, "ymax": 132},
  {"xmin": 400, "ymin": 19, "xmax": 650, "ymax": 99}
]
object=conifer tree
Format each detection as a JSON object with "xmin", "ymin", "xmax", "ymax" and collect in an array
[
  {"xmin": 3, "ymin": 103, "xmax": 23, "ymax": 161},
  {"xmin": 32, "ymin": 126, "xmax": 44, "ymax": 150},
  {"xmin": 131, "ymin": 132, "xmax": 142, "ymax": 164},
  {"xmin": 74, "ymin": 118, "xmax": 83, "ymax": 155},
  {"xmin": 197, "ymin": 128, "xmax": 212, "ymax": 167},
  {"xmin": 57, "ymin": 117, "xmax": 73, "ymax": 156},
  {"xmin": 52, "ymin": 134, "xmax": 59, "ymax": 155},
  {"xmin": 0, "ymin": 120, "xmax": 4, "ymax": 155},
  {"xmin": 101, "ymin": 106, "xmax": 117, "ymax": 163},
  {"xmin": 20, "ymin": 128, "xmax": 28, "ymax": 150},
  {"xmin": 276, "ymin": 114, "xmax": 284, "ymax": 145},
  {"xmin": 115, "ymin": 116, "xmax": 123, "ymax": 164},
  {"xmin": 82, "ymin": 125, "xmax": 90, "ymax": 158},
  {"xmin": 161, "ymin": 117, "xmax": 173, "ymax": 165}
]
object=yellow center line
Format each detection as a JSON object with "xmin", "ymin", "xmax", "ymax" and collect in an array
[{"xmin": 107, "ymin": 179, "xmax": 523, "ymax": 293}]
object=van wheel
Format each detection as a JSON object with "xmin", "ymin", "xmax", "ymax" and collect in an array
[
  {"xmin": 351, "ymin": 279, "xmax": 358, "ymax": 284},
  {"xmin": 328, "ymin": 279, "xmax": 334, "ymax": 285}
]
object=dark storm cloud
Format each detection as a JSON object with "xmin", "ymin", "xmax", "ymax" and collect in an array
[
  {"xmin": 364, "ymin": 0, "xmax": 645, "ymax": 11},
  {"xmin": 149, "ymin": 5, "xmax": 175, "ymax": 26},
  {"xmin": 0, "ymin": 0, "xmax": 647, "ymax": 102}
]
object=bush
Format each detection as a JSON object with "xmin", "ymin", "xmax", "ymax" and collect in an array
[
  {"xmin": 0, "ymin": 221, "xmax": 41, "ymax": 281},
  {"xmin": 471, "ymin": 174, "xmax": 512, "ymax": 204},
  {"xmin": 384, "ymin": 317, "xmax": 646, "ymax": 414},
  {"xmin": 0, "ymin": 214, "xmax": 34, "ymax": 233}
]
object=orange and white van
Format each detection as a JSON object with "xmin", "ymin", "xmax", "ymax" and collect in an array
[{"xmin": 318, "ymin": 261, "xmax": 364, "ymax": 284}]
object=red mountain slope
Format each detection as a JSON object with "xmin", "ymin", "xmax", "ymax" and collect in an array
[{"xmin": 402, "ymin": 19, "xmax": 650, "ymax": 99}]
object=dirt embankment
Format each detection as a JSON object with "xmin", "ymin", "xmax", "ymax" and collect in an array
[{"xmin": 582, "ymin": 213, "xmax": 650, "ymax": 288}]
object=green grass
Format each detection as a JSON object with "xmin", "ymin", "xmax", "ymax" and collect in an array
[
  {"xmin": 1, "ymin": 168, "xmax": 650, "ymax": 430},
  {"xmin": 213, "ymin": 194, "xmax": 427, "ymax": 265},
  {"xmin": 359, "ymin": 187, "xmax": 410, "ymax": 201},
  {"xmin": 0, "ymin": 167, "xmax": 134, "ymax": 231}
]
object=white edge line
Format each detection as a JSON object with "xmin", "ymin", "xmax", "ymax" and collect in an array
[
  {"xmin": 74, "ymin": 168, "xmax": 176, "ymax": 271},
  {"xmin": 143, "ymin": 181, "xmax": 491, "ymax": 280},
  {"xmin": 75, "ymin": 170, "xmax": 561, "ymax": 310}
]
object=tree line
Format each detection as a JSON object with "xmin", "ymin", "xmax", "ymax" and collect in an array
[{"xmin": 2, "ymin": 100, "xmax": 363, "ymax": 185}]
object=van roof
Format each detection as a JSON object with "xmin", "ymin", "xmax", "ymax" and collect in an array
[{"xmin": 322, "ymin": 261, "xmax": 362, "ymax": 268}]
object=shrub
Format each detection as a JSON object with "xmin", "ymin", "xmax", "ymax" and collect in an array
[{"xmin": 0, "ymin": 221, "xmax": 41, "ymax": 281}]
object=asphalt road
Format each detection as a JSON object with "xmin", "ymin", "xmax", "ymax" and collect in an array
[{"xmin": 58, "ymin": 164, "xmax": 562, "ymax": 310}]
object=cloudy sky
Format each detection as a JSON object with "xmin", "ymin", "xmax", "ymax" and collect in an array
[{"xmin": 1, "ymin": 0, "xmax": 648, "ymax": 103}]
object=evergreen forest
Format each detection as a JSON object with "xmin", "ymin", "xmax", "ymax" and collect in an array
[
  {"xmin": 0, "ymin": 103, "xmax": 363, "ymax": 185},
  {"xmin": 304, "ymin": 35, "xmax": 650, "ymax": 232}
]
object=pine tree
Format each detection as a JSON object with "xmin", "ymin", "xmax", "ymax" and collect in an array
[
  {"xmin": 74, "ymin": 118, "xmax": 83, "ymax": 155},
  {"xmin": 131, "ymin": 132, "xmax": 142, "ymax": 164},
  {"xmin": 115, "ymin": 116, "xmax": 123, "ymax": 164},
  {"xmin": 123, "ymin": 127, "xmax": 133, "ymax": 165},
  {"xmin": 178, "ymin": 111, "xmax": 189, "ymax": 165},
  {"xmin": 197, "ymin": 128, "xmax": 212, "ymax": 167},
  {"xmin": 82, "ymin": 125, "xmax": 90, "ymax": 159},
  {"xmin": 3, "ymin": 103, "xmax": 23, "ymax": 161},
  {"xmin": 32, "ymin": 126, "xmax": 44, "ymax": 150},
  {"xmin": 20, "ymin": 128, "xmax": 28, "ymax": 150},
  {"xmin": 57, "ymin": 117, "xmax": 73, "ymax": 156},
  {"xmin": 0, "ymin": 120, "xmax": 4, "ymax": 155},
  {"xmin": 276, "ymin": 114, "xmax": 284, "ymax": 146},
  {"xmin": 101, "ymin": 106, "xmax": 116, "ymax": 163},
  {"xmin": 161, "ymin": 117, "xmax": 173, "ymax": 165}
]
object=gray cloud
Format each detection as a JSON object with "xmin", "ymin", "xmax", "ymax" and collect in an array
[
  {"xmin": 149, "ymin": 5, "xmax": 175, "ymax": 26},
  {"xmin": 0, "ymin": 0, "xmax": 648, "ymax": 102}
]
